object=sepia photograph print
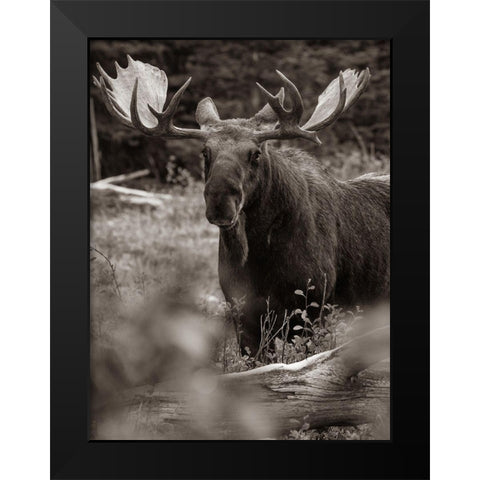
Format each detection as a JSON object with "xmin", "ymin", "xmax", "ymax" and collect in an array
[{"xmin": 89, "ymin": 39, "xmax": 390, "ymax": 441}]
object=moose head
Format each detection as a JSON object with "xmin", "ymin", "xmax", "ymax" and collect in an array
[{"xmin": 93, "ymin": 55, "xmax": 370, "ymax": 230}]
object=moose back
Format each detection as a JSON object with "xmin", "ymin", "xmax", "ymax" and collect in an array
[{"xmin": 94, "ymin": 56, "xmax": 389, "ymax": 354}]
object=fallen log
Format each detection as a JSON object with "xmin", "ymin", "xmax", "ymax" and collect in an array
[
  {"xmin": 219, "ymin": 325, "xmax": 390, "ymax": 436},
  {"xmin": 94, "ymin": 168, "xmax": 151, "ymax": 185},
  {"xmin": 90, "ymin": 181, "xmax": 172, "ymax": 207},
  {"xmin": 94, "ymin": 326, "xmax": 389, "ymax": 440}
]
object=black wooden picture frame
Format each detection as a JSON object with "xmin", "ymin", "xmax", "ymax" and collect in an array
[{"xmin": 51, "ymin": 1, "xmax": 429, "ymax": 478}]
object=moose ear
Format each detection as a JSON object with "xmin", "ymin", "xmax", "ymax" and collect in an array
[
  {"xmin": 195, "ymin": 97, "xmax": 221, "ymax": 128},
  {"xmin": 253, "ymin": 87, "xmax": 285, "ymax": 124}
]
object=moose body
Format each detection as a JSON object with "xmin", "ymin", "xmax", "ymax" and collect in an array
[
  {"xmin": 95, "ymin": 56, "xmax": 389, "ymax": 354},
  {"xmin": 216, "ymin": 147, "xmax": 390, "ymax": 352}
]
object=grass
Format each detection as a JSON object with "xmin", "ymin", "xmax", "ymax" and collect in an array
[
  {"xmin": 90, "ymin": 148, "xmax": 389, "ymax": 440},
  {"xmin": 91, "ymin": 182, "xmax": 220, "ymax": 302}
]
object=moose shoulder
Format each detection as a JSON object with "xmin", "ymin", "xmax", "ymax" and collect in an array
[{"xmin": 94, "ymin": 57, "xmax": 389, "ymax": 355}]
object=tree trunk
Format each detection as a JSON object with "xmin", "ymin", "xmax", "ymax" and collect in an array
[{"xmin": 89, "ymin": 97, "xmax": 102, "ymax": 181}]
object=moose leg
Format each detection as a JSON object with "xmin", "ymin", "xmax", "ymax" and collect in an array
[
  {"xmin": 219, "ymin": 277, "xmax": 264, "ymax": 356},
  {"xmin": 236, "ymin": 296, "xmax": 269, "ymax": 357}
]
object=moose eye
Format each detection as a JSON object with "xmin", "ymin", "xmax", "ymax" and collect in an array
[
  {"xmin": 202, "ymin": 148, "xmax": 211, "ymax": 176},
  {"xmin": 249, "ymin": 149, "xmax": 261, "ymax": 163}
]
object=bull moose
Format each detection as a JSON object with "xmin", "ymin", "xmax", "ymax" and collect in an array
[{"xmin": 94, "ymin": 56, "xmax": 390, "ymax": 354}]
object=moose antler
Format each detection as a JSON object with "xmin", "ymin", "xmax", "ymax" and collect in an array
[
  {"xmin": 255, "ymin": 71, "xmax": 322, "ymax": 145},
  {"xmin": 302, "ymin": 68, "xmax": 371, "ymax": 131},
  {"xmin": 255, "ymin": 68, "xmax": 370, "ymax": 145},
  {"xmin": 93, "ymin": 55, "xmax": 207, "ymax": 140}
]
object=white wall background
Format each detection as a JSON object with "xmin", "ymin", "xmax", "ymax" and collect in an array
[{"xmin": 1, "ymin": 0, "xmax": 479, "ymax": 478}]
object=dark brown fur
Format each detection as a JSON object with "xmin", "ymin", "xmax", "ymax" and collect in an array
[
  {"xmin": 209, "ymin": 142, "xmax": 389, "ymax": 353},
  {"xmin": 199, "ymin": 114, "xmax": 389, "ymax": 354}
]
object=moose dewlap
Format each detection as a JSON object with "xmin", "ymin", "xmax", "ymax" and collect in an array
[{"xmin": 94, "ymin": 56, "xmax": 389, "ymax": 355}]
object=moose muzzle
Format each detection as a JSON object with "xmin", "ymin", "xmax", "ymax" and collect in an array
[
  {"xmin": 204, "ymin": 178, "xmax": 243, "ymax": 229},
  {"xmin": 204, "ymin": 192, "xmax": 241, "ymax": 229}
]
